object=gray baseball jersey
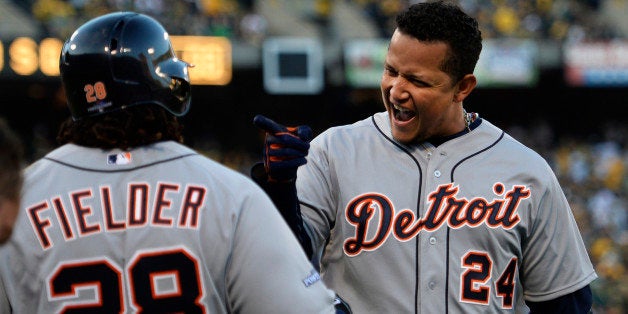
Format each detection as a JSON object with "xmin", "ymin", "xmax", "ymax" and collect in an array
[
  {"xmin": 297, "ymin": 112, "xmax": 597, "ymax": 313},
  {"xmin": 0, "ymin": 141, "xmax": 336, "ymax": 313}
]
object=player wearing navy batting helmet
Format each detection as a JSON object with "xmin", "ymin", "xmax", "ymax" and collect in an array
[
  {"xmin": 252, "ymin": 1, "xmax": 596, "ymax": 313},
  {"xmin": 0, "ymin": 11, "xmax": 340, "ymax": 313}
]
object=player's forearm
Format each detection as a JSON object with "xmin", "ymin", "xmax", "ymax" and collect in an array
[{"xmin": 251, "ymin": 162, "xmax": 314, "ymax": 258}]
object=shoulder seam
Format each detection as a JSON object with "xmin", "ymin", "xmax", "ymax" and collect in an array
[
  {"xmin": 450, "ymin": 131, "xmax": 505, "ymax": 181},
  {"xmin": 43, "ymin": 153, "xmax": 198, "ymax": 173}
]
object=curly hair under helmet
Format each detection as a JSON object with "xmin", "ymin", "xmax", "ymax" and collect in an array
[{"xmin": 57, "ymin": 105, "xmax": 184, "ymax": 150}]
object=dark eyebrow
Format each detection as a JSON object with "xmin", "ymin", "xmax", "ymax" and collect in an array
[
  {"xmin": 384, "ymin": 61, "xmax": 433, "ymax": 85},
  {"xmin": 383, "ymin": 62, "xmax": 396, "ymax": 71},
  {"xmin": 403, "ymin": 73, "xmax": 427, "ymax": 84}
]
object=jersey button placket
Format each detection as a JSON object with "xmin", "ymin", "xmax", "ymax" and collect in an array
[
  {"xmin": 432, "ymin": 148, "xmax": 443, "ymax": 178},
  {"xmin": 420, "ymin": 148, "xmax": 448, "ymax": 313}
]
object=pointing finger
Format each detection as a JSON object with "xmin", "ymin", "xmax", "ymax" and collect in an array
[{"xmin": 253, "ymin": 114, "xmax": 287, "ymax": 134}]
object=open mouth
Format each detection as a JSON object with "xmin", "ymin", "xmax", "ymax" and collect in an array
[{"xmin": 392, "ymin": 104, "xmax": 416, "ymax": 122}]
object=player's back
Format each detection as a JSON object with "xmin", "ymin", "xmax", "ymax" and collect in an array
[{"xmin": 0, "ymin": 141, "xmax": 336, "ymax": 313}]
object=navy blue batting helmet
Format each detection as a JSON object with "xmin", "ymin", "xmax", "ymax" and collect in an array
[{"xmin": 60, "ymin": 12, "xmax": 192, "ymax": 120}]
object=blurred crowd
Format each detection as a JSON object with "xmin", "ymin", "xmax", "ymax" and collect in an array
[
  {"xmin": 352, "ymin": 0, "xmax": 624, "ymax": 42},
  {"xmin": 15, "ymin": 0, "xmax": 262, "ymax": 44},
  {"xmin": 508, "ymin": 120, "xmax": 628, "ymax": 313},
  {"xmin": 13, "ymin": 0, "xmax": 627, "ymax": 46}
]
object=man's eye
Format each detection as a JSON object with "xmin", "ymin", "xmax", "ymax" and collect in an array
[
  {"xmin": 385, "ymin": 68, "xmax": 398, "ymax": 76},
  {"xmin": 409, "ymin": 78, "xmax": 429, "ymax": 86}
]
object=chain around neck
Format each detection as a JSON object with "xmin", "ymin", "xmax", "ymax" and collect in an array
[{"xmin": 463, "ymin": 108, "xmax": 471, "ymax": 131}]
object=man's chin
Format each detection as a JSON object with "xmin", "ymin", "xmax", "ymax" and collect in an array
[
  {"xmin": 391, "ymin": 129, "xmax": 416, "ymax": 144},
  {"xmin": 389, "ymin": 119, "xmax": 418, "ymax": 144}
]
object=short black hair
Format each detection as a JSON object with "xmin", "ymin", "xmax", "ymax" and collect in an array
[{"xmin": 396, "ymin": 0, "xmax": 482, "ymax": 83}]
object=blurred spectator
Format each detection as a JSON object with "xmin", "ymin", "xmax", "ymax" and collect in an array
[
  {"xmin": 0, "ymin": 117, "xmax": 24, "ymax": 244},
  {"xmin": 32, "ymin": 0, "xmax": 77, "ymax": 39},
  {"xmin": 239, "ymin": 10, "xmax": 268, "ymax": 46}
]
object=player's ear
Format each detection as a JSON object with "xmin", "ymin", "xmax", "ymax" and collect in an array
[{"xmin": 453, "ymin": 74, "xmax": 477, "ymax": 103}]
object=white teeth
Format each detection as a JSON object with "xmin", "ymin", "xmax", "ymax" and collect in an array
[{"xmin": 393, "ymin": 104, "xmax": 410, "ymax": 113}]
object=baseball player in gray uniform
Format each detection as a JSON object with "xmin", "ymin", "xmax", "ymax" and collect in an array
[
  {"xmin": 0, "ymin": 12, "xmax": 339, "ymax": 313},
  {"xmin": 252, "ymin": 1, "xmax": 597, "ymax": 313}
]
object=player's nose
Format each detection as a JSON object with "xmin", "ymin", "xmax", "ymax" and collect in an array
[{"xmin": 388, "ymin": 78, "xmax": 410, "ymax": 103}]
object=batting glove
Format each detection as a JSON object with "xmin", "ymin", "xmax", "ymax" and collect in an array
[{"xmin": 253, "ymin": 114, "xmax": 312, "ymax": 182}]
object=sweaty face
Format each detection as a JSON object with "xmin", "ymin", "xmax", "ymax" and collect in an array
[{"xmin": 381, "ymin": 30, "xmax": 466, "ymax": 144}]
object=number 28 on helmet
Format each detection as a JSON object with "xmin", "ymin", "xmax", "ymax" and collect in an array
[{"xmin": 59, "ymin": 12, "xmax": 192, "ymax": 120}]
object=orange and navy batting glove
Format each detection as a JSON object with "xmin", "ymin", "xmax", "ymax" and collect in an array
[{"xmin": 253, "ymin": 114, "xmax": 312, "ymax": 182}]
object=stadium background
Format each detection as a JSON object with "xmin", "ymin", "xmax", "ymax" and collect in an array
[{"xmin": 0, "ymin": 0, "xmax": 626, "ymax": 312}]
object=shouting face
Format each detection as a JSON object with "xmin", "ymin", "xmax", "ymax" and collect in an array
[{"xmin": 381, "ymin": 29, "xmax": 476, "ymax": 144}]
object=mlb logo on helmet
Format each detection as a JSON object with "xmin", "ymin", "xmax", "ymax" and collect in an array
[{"xmin": 107, "ymin": 152, "xmax": 132, "ymax": 165}]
